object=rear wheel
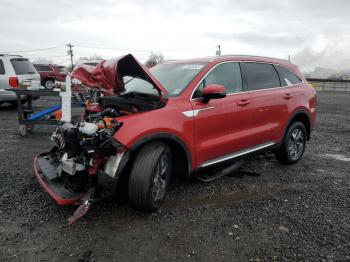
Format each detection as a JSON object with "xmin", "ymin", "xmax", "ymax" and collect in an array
[
  {"xmin": 128, "ymin": 142, "xmax": 172, "ymax": 211},
  {"xmin": 275, "ymin": 121, "xmax": 307, "ymax": 164},
  {"xmin": 44, "ymin": 79, "xmax": 55, "ymax": 89}
]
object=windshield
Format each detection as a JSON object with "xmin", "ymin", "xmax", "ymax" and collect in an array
[
  {"xmin": 125, "ymin": 62, "xmax": 208, "ymax": 96},
  {"xmin": 11, "ymin": 58, "xmax": 37, "ymax": 75}
]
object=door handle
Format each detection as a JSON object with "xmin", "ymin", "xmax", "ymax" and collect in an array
[
  {"xmin": 283, "ymin": 93, "xmax": 294, "ymax": 99},
  {"xmin": 237, "ymin": 99, "xmax": 251, "ymax": 106}
]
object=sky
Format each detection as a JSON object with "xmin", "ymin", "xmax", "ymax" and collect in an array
[{"xmin": 1, "ymin": 0, "xmax": 350, "ymax": 72}]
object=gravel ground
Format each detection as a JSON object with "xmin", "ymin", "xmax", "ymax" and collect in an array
[{"xmin": 0, "ymin": 92, "xmax": 349, "ymax": 262}]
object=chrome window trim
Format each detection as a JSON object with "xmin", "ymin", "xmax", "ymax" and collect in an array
[
  {"xmin": 190, "ymin": 60, "xmax": 304, "ymax": 101},
  {"xmin": 190, "ymin": 61, "xmax": 243, "ymax": 100},
  {"xmin": 200, "ymin": 141, "xmax": 276, "ymax": 168}
]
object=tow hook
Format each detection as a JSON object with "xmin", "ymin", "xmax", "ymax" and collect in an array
[{"xmin": 67, "ymin": 188, "xmax": 95, "ymax": 225}]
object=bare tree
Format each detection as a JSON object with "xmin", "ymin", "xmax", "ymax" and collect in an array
[
  {"xmin": 32, "ymin": 57, "xmax": 54, "ymax": 64},
  {"xmin": 145, "ymin": 52, "xmax": 164, "ymax": 68},
  {"xmin": 78, "ymin": 54, "xmax": 103, "ymax": 60}
]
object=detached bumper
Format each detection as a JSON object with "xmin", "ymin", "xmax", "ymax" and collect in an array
[{"xmin": 33, "ymin": 155, "xmax": 82, "ymax": 206}]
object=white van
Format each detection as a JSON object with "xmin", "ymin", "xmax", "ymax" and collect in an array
[{"xmin": 0, "ymin": 54, "xmax": 41, "ymax": 106}]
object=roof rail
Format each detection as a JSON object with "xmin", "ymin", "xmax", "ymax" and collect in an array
[
  {"xmin": 0, "ymin": 53, "xmax": 23, "ymax": 57},
  {"xmin": 221, "ymin": 54, "xmax": 290, "ymax": 63}
]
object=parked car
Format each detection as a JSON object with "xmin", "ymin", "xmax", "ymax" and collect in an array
[
  {"xmin": 34, "ymin": 54, "xmax": 317, "ymax": 218},
  {"xmin": 33, "ymin": 64, "xmax": 69, "ymax": 89},
  {"xmin": 74, "ymin": 59, "xmax": 104, "ymax": 68},
  {"xmin": 0, "ymin": 54, "xmax": 41, "ymax": 106}
]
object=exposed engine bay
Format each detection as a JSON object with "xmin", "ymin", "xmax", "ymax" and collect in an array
[
  {"xmin": 47, "ymin": 90, "xmax": 163, "ymax": 194},
  {"xmin": 34, "ymin": 54, "xmax": 167, "ymax": 224}
]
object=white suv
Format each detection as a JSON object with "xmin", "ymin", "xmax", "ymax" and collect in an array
[{"xmin": 0, "ymin": 54, "xmax": 41, "ymax": 106}]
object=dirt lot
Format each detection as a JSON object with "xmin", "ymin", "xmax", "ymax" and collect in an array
[{"xmin": 0, "ymin": 92, "xmax": 349, "ymax": 261}]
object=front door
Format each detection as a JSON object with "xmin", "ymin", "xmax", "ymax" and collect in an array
[{"xmin": 190, "ymin": 62, "xmax": 253, "ymax": 168}]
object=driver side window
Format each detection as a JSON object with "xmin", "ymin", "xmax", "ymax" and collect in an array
[{"xmin": 193, "ymin": 62, "xmax": 243, "ymax": 98}]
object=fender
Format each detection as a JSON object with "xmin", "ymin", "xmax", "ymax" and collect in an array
[
  {"xmin": 115, "ymin": 132, "xmax": 192, "ymax": 179},
  {"xmin": 277, "ymin": 108, "xmax": 311, "ymax": 148}
]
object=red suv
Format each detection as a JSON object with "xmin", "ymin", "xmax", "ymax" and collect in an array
[
  {"xmin": 34, "ymin": 54, "xmax": 316, "ymax": 218},
  {"xmin": 33, "ymin": 64, "xmax": 69, "ymax": 89}
]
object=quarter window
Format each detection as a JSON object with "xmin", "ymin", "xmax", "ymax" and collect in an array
[
  {"xmin": 275, "ymin": 65, "xmax": 302, "ymax": 86},
  {"xmin": 193, "ymin": 62, "xmax": 243, "ymax": 98},
  {"xmin": 34, "ymin": 64, "xmax": 53, "ymax": 72},
  {"xmin": 244, "ymin": 62, "xmax": 280, "ymax": 91},
  {"xmin": 0, "ymin": 60, "xmax": 5, "ymax": 74}
]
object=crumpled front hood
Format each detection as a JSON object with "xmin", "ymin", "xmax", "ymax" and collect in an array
[{"xmin": 71, "ymin": 54, "xmax": 168, "ymax": 96}]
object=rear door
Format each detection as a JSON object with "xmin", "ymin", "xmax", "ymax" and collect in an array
[
  {"xmin": 10, "ymin": 58, "xmax": 41, "ymax": 90},
  {"xmin": 190, "ymin": 62, "xmax": 253, "ymax": 167},
  {"xmin": 242, "ymin": 62, "xmax": 295, "ymax": 146}
]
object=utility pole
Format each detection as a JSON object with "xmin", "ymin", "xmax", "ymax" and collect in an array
[
  {"xmin": 67, "ymin": 43, "xmax": 74, "ymax": 71},
  {"xmin": 216, "ymin": 45, "xmax": 221, "ymax": 56}
]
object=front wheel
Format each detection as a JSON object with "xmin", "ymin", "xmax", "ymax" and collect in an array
[
  {"xmin": 274, "ymin": 121, "xmax": 307, "ymax": 164},
  {"xmin": 128, "ymin": 142, "xmax": 172, "ymax": 211}
]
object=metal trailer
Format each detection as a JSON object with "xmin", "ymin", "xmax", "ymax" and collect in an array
[{"xmin": 6, "ymin": 89, "xmax": 61, "ymax": 136}]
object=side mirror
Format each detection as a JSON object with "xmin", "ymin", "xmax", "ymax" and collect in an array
[{"xmin": 200, "ymin": 84, "xmax": 226, "ymax": 103}]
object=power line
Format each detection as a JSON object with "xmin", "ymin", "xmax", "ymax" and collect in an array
[
  {"xmin": 42, "ymin": 54, "xmax": 69, "ymax": 58},
  {"xmin": 75, "ymin": 45, "xmax": 212, "ymax": 53},
  {"xmin": 76, "ymin": 45, "xmax": 149, "ymax": 53},
  {"xmin": 56, "ymin": 58, "xmax": 71, "ymax": 65},
  {"xmin": 1, "ymin": 45, "xmax": 66, "ymax": 53}
]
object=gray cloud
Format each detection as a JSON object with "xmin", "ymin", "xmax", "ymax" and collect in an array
[
  {"xmin": 206, "ymin": 32, "xmax": 307, "ymax": 48},
  {"xmin": 0, "ymin": 0, "xmax": 349, "ymax": 71}
]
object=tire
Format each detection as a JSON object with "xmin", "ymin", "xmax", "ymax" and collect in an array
[
  {"xmin": 10, "ymin": 100, "xmax": 25, "ymax": 107},
  {"xmin": 274, "ymin": 121, "xmax": 307, "ymax": 164},
  {"xmin": 44, "ymin": 79, "xmax": 55, "ymax": 89},
  {"xmin": 128, "ymin": 142, "xmax": 172, "ymax": 211}
]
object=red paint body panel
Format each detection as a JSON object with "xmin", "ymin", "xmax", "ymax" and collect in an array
[
  {"xmin": 114, "ymin": 97, "xmax": 196, "ymax": 163},
  {"xmin": 190, "ymin": 92, "xmax": 254, "ymax": 166}
]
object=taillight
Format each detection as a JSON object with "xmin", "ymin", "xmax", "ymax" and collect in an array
[{"xmin": 9, "ymin": 77, "xmax": 19, "ymax": 89}]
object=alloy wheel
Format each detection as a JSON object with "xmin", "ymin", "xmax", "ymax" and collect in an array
[
  {"xmin": 151, "ymin": 154, "xmax": 169, "ymax": 203},
  {"xmin": 288, "ymin": 128, "xmax": 305, "ymax": 161}
]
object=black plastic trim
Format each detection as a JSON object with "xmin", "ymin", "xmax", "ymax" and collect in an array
[
  {"xmin": 129, "ymin": 133, "xmax": 192, "ymax": 176},
  {"xmin": 276, "ymin": 109, "xmax": 312, "ymax": 148}
]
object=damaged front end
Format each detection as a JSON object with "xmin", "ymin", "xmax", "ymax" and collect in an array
[
  {"xmin": 34, "ymin": 54, "xmax": 167, "ymax": 224},
  {"xmin": 34, "ymin": 118, "xmax": 125, "ymax": 224}
]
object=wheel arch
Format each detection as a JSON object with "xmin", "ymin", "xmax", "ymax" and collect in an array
[
  {"xmin": 116, "ymin": 133, "xmax": 192, "ymax": 183},
  {"xmin": 285, "ymin": 109, "xmax": 311, "ymax": 141},
  {"xmin": 132, "ymin": 133, "xmax": 192, "ymax": 179}
]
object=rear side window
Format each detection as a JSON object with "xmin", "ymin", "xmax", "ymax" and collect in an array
[
  {"xmin": 193, "ymin": 62, "xmax": 243, "ymax": 98},
  {"xmin": 275, "ymin": 65, "xmax": 302, "ymax": 86},
  {"xmin": 244, "ymin": 62, "xmax": 280, "ymax": 91},
  {"xmin": 34, "ymin": 64, "xmax": 53, "ymax": 72},
  {"xmin": 0, "ymin": 60, "xmax": 5, "ymax": 74},
  {"xmin": 57, "ymin": 67, "xmax": 68, "ymax": 73},
  {"xmin": 11, "ymin": 58, "xmax": 37, "ymax": 75}
]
